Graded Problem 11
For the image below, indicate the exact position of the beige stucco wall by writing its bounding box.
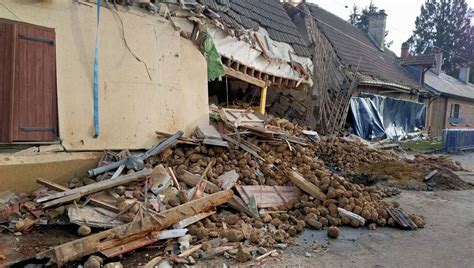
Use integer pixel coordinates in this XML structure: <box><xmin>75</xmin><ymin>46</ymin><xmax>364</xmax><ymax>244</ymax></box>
<box><xmin>445</xmin><ymin>97</ymin><xmax>474</xmax><ymax>130</ymax></box>
<box><xmin>0</xmin><ymin>0</ymin><xmax>209</xmax><ymax>150</ymax></box>
<box><xmin>0</xmin><ymin>152</ymin><xmax>101</xmax><ymax>194</ymax></box>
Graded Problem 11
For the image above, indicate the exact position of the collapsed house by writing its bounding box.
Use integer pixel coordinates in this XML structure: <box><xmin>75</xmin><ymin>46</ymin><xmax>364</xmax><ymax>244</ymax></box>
<box><xmin>188</xmin><ymin>0</ymin><xmax>313</xmax><ymax>120</ymax></box>
<box><xmin>0</xmin><ymin>1</ymin><xmax>472</xmax><ymax>267</ymax></box>
<box><xmin>284</xmin><ymin>3</ymin><xmax>433</xmax><ymax>139</ymax></box>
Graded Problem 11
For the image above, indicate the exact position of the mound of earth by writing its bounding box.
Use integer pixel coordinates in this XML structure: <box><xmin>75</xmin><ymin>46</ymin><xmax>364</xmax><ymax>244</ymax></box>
<box><xmin>351</xmin><ymin>160</ymin><xmax>473</xmax><ymax>191</ymax></box>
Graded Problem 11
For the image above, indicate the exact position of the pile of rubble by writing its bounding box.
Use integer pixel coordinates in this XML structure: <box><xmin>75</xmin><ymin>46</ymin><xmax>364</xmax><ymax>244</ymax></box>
<box><xmin>310</xmin><ymin>135</ymin><xmax>472</xmax><ymax>191</ymax></box>
<box><xmin>313</xmin><ymin>136</ymin><xmax>396</xmax><ymax>175</ymax></box>
<box><xmin>406</xmin><ymin>154</ymin><xmax>467</xmax><ymax>172</ymax></box>
<box><xmin>1</xmin><ymin>108</ymin><xmax>428</xmax><ymax>266</ymax></box>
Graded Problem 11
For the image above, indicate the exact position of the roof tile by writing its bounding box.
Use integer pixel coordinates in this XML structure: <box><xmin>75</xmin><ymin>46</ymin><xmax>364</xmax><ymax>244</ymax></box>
<box><xmin>307</xmin><ymin>4</ymin><xmax>420</xmax><ymax>89</ymax></box>
<box><xmin>198</xmin><ymin>0</ymin><xmax>311</xmax><ymax>57</ymax></box>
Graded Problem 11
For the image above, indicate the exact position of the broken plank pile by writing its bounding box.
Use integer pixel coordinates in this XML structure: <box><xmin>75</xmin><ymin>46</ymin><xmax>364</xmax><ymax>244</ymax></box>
<box><xmin>0</xmin><ymin>108</ymin><xmax>427</xmax><ymax>267</ymax></box>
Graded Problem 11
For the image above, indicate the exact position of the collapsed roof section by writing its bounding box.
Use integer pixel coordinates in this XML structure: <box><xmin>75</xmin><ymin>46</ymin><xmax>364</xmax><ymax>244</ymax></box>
<box><xmin>198</xmin><ymin>0</ymin><xmax>311</xmax><ymax>57</ymax></box>
<box><xmin>194</xmin><ymin>0</ymin><xmax>313</xmax><ymax>90</ymax></box>
<box><xmin>301</xmin><ymin>4</ymin><xmax>429</xmax><ymax>95</ymax></box>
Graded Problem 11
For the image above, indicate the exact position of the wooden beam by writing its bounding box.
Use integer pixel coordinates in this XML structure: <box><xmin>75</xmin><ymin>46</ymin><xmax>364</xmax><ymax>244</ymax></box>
<box><xmin>221</xmin><ymin>133</ymin><xmax>264</xmax><ymax>161</ymax></box>
<box><xmin>37</xmin><ymin>190</ymin><xmax>234</xmax><ymax>266</ymax></box>
<box><xmin>224</xmin><ymin>66</ymin><xmax>266</xmax><ymax>88</ymax></box>
<box><xmin>173</xmin><ymin>211</ymin><xmax>215</xmax><ymax>229</ymax></box>
<box><xmin>287</xmin><ymin>170</ymin><xmax>326</xmax><ymax>201</ymax></box>
<box><xmin>180</xmin><ymin>171</ymin><xmax>258</xmax><ymax>218</ymax></box>
<box><xmin>37</xmin><ymin>169</ymin><xmax>152</xmax><ymax>207</ymax></box>
<box><xmin>36</xmin><ymin>179</ymin><xmax>120</xmax><ymax>213</ymax></box>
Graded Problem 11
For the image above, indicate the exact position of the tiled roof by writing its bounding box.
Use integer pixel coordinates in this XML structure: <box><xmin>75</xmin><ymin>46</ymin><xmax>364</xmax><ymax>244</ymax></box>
<box><xmin>401</xmin><ymin>55</ymin><xmax>435</xmax><ymax>66</ymax></box>
<box><xmin>425</xmin><ymin>70</ymin><xmax>474</xmax><ymax>100</ymax></box>
<box><xmin>198</xmin><ymin>0</ymin><xmax>311</xmax><ymax>57</ymax></box>
<box><xmin>306</xmin><ymin>4</ymin><xmax>421</xmax><ymax>89</ymax></box>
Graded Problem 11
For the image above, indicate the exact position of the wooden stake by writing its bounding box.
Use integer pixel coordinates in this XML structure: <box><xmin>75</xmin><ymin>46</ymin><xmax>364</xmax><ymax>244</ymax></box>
<box><xmin>255</xmin><ymin>249</ymin><xmax>277</xmax><ymax>261</ymax></box>
<box><xmin>168</xmin><ymin>167</ymin><xmax>181</xmax><ymax>191</ymax></box>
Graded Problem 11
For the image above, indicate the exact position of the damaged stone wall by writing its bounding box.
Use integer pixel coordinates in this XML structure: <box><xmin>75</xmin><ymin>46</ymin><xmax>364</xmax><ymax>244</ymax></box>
<box><xmin>266</xmin><ymin>88</ymin><xmax>313</xmax><ymax>127</ymax></box>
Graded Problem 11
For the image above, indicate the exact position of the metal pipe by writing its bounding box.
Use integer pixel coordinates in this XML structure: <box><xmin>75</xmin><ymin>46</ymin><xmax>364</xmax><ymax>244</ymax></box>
<box><xmin>87</xmin><ymin>130</ymin><xmax>184</xmax><ymax>177</ymax></box>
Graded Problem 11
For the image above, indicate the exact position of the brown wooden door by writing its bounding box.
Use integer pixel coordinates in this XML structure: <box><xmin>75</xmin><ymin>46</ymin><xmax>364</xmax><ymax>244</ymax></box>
<box><xmin>0</xmin><ymin>22</ymin><xmax>14</xmax><ymax>142</ymax></box>
<box><xmin>11</xmin><ymin>22</ymin><xmax>57</xmax><ymax>142</ymax></box>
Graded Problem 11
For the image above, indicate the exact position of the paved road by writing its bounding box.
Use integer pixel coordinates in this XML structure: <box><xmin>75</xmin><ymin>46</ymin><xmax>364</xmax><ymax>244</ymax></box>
<box><xmin>274</xmin><ymin>152</ymin><xmax>474</xmax><ymax>268</ymax></box>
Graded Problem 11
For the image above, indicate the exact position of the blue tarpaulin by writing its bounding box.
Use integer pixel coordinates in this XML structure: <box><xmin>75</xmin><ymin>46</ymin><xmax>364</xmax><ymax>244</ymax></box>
<box><xmin>350</xmin><ymin>94</ymin><xmax>426</xmax><ymax>141</ymax></box>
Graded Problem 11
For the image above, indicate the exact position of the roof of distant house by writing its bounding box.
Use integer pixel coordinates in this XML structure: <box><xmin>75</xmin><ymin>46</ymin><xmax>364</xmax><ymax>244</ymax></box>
<box><xmin>304</xmin><ymin>4</ymin><xmax>421</xmax><ymax>90</ymax></box>
<box><xmin>198</xmin><ymin>0</ymin><xmax>311</xmax><ymax>57</ymax></box>
<box><xmin>400</xmin><ymin>55</ymin><xmax>435</xmax><ymax>66</ymax></box>
<box><xmin>425</xmin><ymin>70</ymin><xmax>474</xmax><ymax>101</ymax></box>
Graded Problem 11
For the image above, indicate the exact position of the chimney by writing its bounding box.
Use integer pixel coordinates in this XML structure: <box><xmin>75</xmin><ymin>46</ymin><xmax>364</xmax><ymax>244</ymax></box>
<box><xmin>401</xmin><ymin>42</ymin><xmax>409</xmax><ymax>59</ymax></box>
<box><xmin>433</xmin><ymin>47</ymin><xmax>443</xmax><ymax>75</ymax></box>
<box><xmin>459</xmin><ymin>64</ymin><xmax>471</xmax><ymax>84</ymax></box>
<box><xmin>368</xmin><ymin>10</ymin><xmax>387</xmax><ymax>51</ymax></box>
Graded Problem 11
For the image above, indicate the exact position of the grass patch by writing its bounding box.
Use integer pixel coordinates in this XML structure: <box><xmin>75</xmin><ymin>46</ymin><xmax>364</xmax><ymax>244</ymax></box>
<box><xmin>403</xmin><ymin>139</ymin><xmax>442</xmax><ymax>152</ymax></box>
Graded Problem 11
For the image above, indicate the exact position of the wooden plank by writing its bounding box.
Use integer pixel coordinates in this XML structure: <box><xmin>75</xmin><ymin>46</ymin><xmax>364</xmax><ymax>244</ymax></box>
<box><xmin>181</xmin><ymin>171</ymin><xmax>219</xmax><ymax>193</ymax></box>
<box><xmin>221</xmin><ymin>133</ymin><xmax>264</xmax><ymax>161</ymax></box>
<box><xmin>287</xmin><ymin>170</ymin><xmax>326</xmax><ymax>201</ymax></box>
<box><xmin>221</xmin><ymin>108</ymin><xmax>266</xmax><ymax>128</ymax></box>
<box><xmin>217</xmin><ymin>170</ymin><xmax>239</xmax><ymax>190</ymax></box>
<box><xmin>37</xmin><ymin>190</ymin><xmax>233</xmax><ymax>265</ymax></box>
<box><xmin>386</xmin><ymin>207</ymin><xmax>417</xmax><ymax>230</ymax></box>
<box><xmin>100</xmin><ymin>233</ymin><xmax>157</xmax><ymax>258</ymax></box>
<box><xmin>202</xmin><ymin>138</ymin><xmax>229</xmax><ymax>147</ymax></box>
<box><xmin>42</xmin><ymin>192</ymin><xmax>81</xmax><ymax>208</ymax></box>
<box><xmin>101</xmin><ymin>229</ymin><xmax>187</xmax><ymax>258</ymax></box>
<box><xmin>36</xmin><ymin>178</ymin><xmax>120</xmax><ymax>213</ymax></box>
<box><xmin>110</xmin><ymin>165</ymin><xmax>126</xmax><ymax>180</ymax></box>
<box><xmin>168</xmin><ymin>167</ymin><xmax>181</xmax><ymax>191</ymax></box>
<box><xmin>12</xmin><ymin>24</ymin><xmax>56</xmax><ymax>141</ymax></box>
<box><xmin>224</xmin><ymin>66</ymin><xmax>266</xmax><ymax>88</ymax></box>
<box><xmin>235</xmin><ymin>185</ymin><xmax>301</xmax><ymax>208</ymax></box>
<box><xmin>173</xmin><ymin>211</ymin><xmax>215</xmax><ymax>229</ymax></box>
<box><xmin>0</xmin><ymin>22</ymin><xmax>14</xmax><ymax>142</ymax></box>
<box><xmin>180</xmin><ymin>171</ymin><xmax>258</xmax><ymax>218</ymax></box>
<box><xmin>37</xmin><ymin>168</ymin><xmax>152</xmax><ymax>204</ymax></box>
<box><xmin>178</xmin><ymin>244</ymin><xmax>203</xmax><ymax>258</ymax></box>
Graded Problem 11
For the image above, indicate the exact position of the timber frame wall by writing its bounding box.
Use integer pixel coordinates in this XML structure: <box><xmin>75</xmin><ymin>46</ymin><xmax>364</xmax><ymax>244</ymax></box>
<box><xmin>301</xmin><ymin>5</ymin><xmax>354</xmax><ymax>134</ymax></box>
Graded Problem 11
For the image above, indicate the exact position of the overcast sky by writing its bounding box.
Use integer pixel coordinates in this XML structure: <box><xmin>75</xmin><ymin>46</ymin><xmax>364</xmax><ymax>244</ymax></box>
<box><xmin>307</xmin><ymin>0</ymin><xmax>474</xmax><ymax>56</ymax></box>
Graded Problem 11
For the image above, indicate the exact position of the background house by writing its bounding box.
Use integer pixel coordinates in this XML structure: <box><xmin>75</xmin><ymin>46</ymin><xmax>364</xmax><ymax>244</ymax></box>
<box><xmin>285</xmin><ymin>3</ymin><xmax>431</xmax><ymax>139</ymax></box>
<box><xmin>0</xmin><ymin>1</ymin><xmax>209</xmax><ymax>151</ymax></box>
<box><xmin>424</xmin><ymin>51</ymin><xmax>474</xmax><ymax>137</ymax></box>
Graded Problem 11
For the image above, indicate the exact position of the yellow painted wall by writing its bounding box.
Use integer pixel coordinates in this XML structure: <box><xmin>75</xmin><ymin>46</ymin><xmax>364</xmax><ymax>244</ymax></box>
<box><xmin>0</xmin><ymin>152</ymin><xmax>101</xmax><ymax>194</ymax></box>
<box><xmin>0</xmin><ymin>0</ymin><xmax>209</xmax><ymax>150</ymax></box>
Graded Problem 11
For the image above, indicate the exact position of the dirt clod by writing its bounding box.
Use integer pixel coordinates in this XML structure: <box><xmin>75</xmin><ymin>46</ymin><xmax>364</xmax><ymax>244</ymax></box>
<box><xmin>77</xmin><ymin>225</ymin><xmax>91</xmax><ymax>236</ymax></box>
<box><xmin>225</xmin><ymin>214</ymin><xmax>240</xmax><ymax>225</ymax></box>
<box><xmin>84</xmin><ymin>255</ymin><xmax>103</xmax><ymax>268</ymax></box>
<box><xmin>222</xmin><ymin>229</ymin><xmax>244</xmax><ymax>242</ymax></box>
<box><xmin>327</xmin><ymin>226</ymin><xmax>340</xmax><ymax>238</ymax></box>
<box><xmin>235</xmin><ymin>244</ymin><xmax>252</xmax><ymax>262</ymax></box>
<box><xmin>368</xmin><ymin>223</ymin><xmax>377</xmax><ymax>230</ymax></box>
